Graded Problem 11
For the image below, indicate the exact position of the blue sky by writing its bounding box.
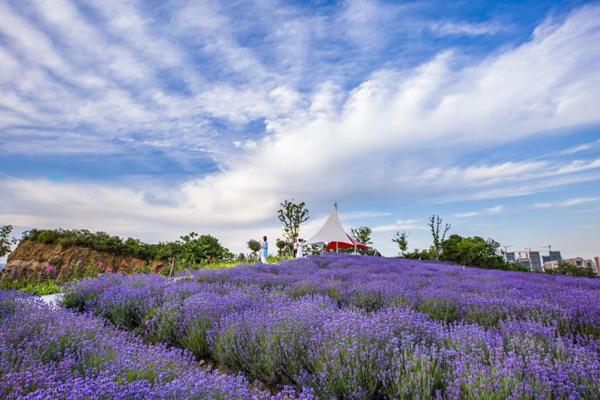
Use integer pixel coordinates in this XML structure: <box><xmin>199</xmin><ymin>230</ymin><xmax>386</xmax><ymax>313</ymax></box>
<box><xmin>0</xmin><ymin>0</ymin><xmax>599</xmax><ymax>259</ymax></box>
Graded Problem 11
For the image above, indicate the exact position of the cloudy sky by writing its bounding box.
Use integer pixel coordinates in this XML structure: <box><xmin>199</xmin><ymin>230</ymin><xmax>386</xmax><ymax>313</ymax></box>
<box><xmin>1</xmin><ymin>0</ymin><xmax>599</xmax><ymax>259</ymax></box>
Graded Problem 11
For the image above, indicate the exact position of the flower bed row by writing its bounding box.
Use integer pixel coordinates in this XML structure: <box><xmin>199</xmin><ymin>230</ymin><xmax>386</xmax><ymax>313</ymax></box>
<box><xmin>0</xmin><ymin>290</ymin><xmax>304</xmax><ymax>400</ymax></box>
<box><xmin>60</xmin><ymin>255</ymin><xmax>600</xmax><ymax>399</ymax></box>
<box><xmin>191</xmin><ymin>255</ymin><xmax>600</xmax><ymax>337</ymax></box>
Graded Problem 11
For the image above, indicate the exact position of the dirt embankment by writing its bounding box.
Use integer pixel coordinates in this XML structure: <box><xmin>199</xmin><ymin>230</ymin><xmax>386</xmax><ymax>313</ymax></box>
<box><xmin>1</xmin><ymin>240</ymin><xmax>165</xmax><ymax>284</ymax></box>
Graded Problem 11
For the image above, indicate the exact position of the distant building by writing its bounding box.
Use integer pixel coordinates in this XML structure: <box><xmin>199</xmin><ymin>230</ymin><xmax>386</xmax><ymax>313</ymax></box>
<box><xmin>529</xmin><ymin>251</ymin><xmax>544</xmax><ymax>272</ymax></box>
<box><xmin>516</xmin><ymin>251</ymin><xmax>533</xmax><ymax>271</ymax></box>
<box><xmin>563</xmin><ymin>257</ymin><xmax>596</xmax><ymax>269</ymax></box>
<box><xmin>595</xmin><ymin>257</ymin><xmax>600</xmax><ymax>273</ymax></box>
<box><xmin>511</xmin><ymin>250</ymin><xmax>544</xmax><ymax>272</ymax></box>
<box><xmin>544</xmin><ymin>260</ymin><xmax>560</xmax><ymax>270</ymax></box>
<box><xmin>542</xmin><ymin>251</ymin><xmax>562</xmax><ymax>264</ymax></box>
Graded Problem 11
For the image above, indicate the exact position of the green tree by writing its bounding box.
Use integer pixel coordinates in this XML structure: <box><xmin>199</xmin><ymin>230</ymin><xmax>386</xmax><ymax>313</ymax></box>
<box><xmin>429</xmin><ymin>215</ymin><xmax>451</xmax><ymax>261</ymax></box>
<box><xmin>277</xmin><ymin>200</ymin><xmax>309</xmax><ymax>247</ymax></box>
<box><xmin>275</xmin><ymin>238</ymin><xmax>288</xmax><ymax>256</ymax></box>
<box><xmin>549</xmin><ymin>262</ymin><xmax>598</xmax><ymax>278</ymax></box>
<box><xmin>247</xmin><ymin>239</ymin><xmax>261</xmax><ymax>258</ymax></box>
<box><xmin>441</xmin><ymin>234</ymin><xmax>506</xmax><ymax>269</ymax></box>
<box><xmin>392</xmin><ymin>231</ymin><xmax>409</xmax><ymax>256</ymax></box>
<box><xmin>178</xmin><ymin>232</ymin><xmax>229</xmax><ymax>266</ymax></box>
<box><xmin>440</xmin><ymin>234</ymin><xmax>462</xmax><ymax>262</ymax></box>
<box><xmin>1</xmin><ymin>225</ymin><xmax>16</xmax><ymax>258</ymax></box>
<box><xmin>351</xmin><ymin>226</ymin><xmax>372</xmax><ymax>246</ymax></box>
<box><xmin>404</xmin><ymin>248</ymin><xmax>434</xmax><ymax>260</ymax></box>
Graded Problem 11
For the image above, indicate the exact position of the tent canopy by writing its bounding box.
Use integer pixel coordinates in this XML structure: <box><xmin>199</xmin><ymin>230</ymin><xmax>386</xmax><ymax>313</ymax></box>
<box><xmin>306</xmin><ymin>205</ymin><xmax>368</xmax><ymax>250</ymax></box>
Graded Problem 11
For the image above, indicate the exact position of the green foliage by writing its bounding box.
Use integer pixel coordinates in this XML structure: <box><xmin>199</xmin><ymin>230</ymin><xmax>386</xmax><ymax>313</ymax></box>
<box><xmin>547</xmin><ymin>262</ymin><xmax>598</xmax><ymax>278</ymax></box>
<box><xmin>144</xmin><ymin>307</ymin><xmax>182</xmax><ymax>347</ymax></box>
<box><xmin>1</xmin><ymin>279</ymin><xmax>62</xmax><ymax>294</ymax></box>
<box><xmin>180</xmin><ymin>319</ymin><xmax>213</xmax><ymax>358</ymax></box>
<box><xmin>429</xmin><ymin>215</ymin><xmax>451</xmax><ymax>261</ymax></box>
<box><xmin>440</xmin><ymin>234</ymin><xmax>506</xmax><ymax>269</ymax></box>
<box><xmin>247</xmin><ymin>239</ymin><xmax>261</xmax><ymax>256</ymax></box>
<box><xmin>392</xmin><ymin>231</ymin><xmax>409</xmax><ymax>256</ymax></box>
<box><xmin>20</xmin><ymin>229</ymin><xmax>231</xmax><ymax>267</ymax></box>
<box><xmin>19</xmin><ymin>281</ymin><xmax>62</xmax><ymax>295</ymax></box>
<box><xmin>1</xmin><ymin>225</ymin><xmax>16</xmax><ymax>258</ymax></box>
<box><xmin>351</xmin><ymin>226</ymin><xmax>373</xmax><ymax>246</ymax></box>
<box><xmin>505</xmin><ymin>262</ymin><xmax>529</xmax><ymax>272</ymax></box>
<box><xmin>442</xmin><ymin>235</ymin><xmax>496</xmax><ymax>267</ymax></box>
<box><xmin>277</xmin><ymin>199</ymin><xmax>309</xmax><ymax>246</ymax></box>
<box><xmin>275</xmin><ymin>238</ymin><xmax>294</xmax><ymax>256</ymax></box>
<box><xmin>178</xmin><ymin>232</ymin><xmax>228</xmax><ymax>266</ymax></box>
<box><xmin>404</xmin><ymin>248</ymin><xmax>435</xmax><ymax>260</ymax></box>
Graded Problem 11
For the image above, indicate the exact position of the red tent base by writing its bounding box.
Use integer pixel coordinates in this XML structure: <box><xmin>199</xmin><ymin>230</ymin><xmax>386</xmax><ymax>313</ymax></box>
<box><xmin>325</xmin><ymin>241</ymin><xmax>369</xmax><ymax>252</ymax></box>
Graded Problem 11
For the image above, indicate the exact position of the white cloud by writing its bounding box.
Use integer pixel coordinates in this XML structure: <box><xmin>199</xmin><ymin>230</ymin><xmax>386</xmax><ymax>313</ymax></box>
<box><xmin>430</xmin><ymin>21</ymin><xmax>505</xmax><ymax>36</ymax></box>
<box><xmin>559</xmin><ymin>139</ymin><xmax>600</xmax><ymax>155</ymax></box>
<box><xmin>534</xmin><ymin>197</ymin><xmax>600</xmax><ymax>208</ymax></box>
<box><xmin>560</xmin><ymin>197</ymin><xmax>600</xmax><ymax>207</ymax></box>
<box><xmin>1</xmin><ymin>3</ymin><xmax>600</xmax><ymax>255</ymax></box>
<box><xmin>453</xmin><ymin>205</ymin><xmax>504</xmax><ymax>218</ymax></box>
<box><xmin>485</xmin><ymin>205</ymin><xmax>503</xmax><ymax>213</ymax></box>
<box><xmin>341</xmin><ymin>211</ymin><xmax>393</xmax><ymax>220</ymax></box>
<box><xmin>372</xmin><ymin>219</ymin><xmax>426</xmax><ymax>233</ymax></box>
<box><xmin>453</xmin><ymin>212</ymin><xmax>480</xmax><ymax>218</ymax></box>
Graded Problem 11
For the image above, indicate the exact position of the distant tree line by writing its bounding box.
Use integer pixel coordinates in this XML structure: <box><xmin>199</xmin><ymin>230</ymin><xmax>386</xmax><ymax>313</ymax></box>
<box><xmin>546</xmin><ymin>261</ymin><xmax>597</xmax><ymax>278</ymax></box>
<box><xmin>390</xmin><ymin>215</ymin><xmax>597</xmax><ymax>277</ymax></box>
<box><xmin>19</xmin><ymin>228</ymin><xmax>233</xmax><ymax>267</ymax></box>
<box><xmin>390</xmin><ymin>215</ymin><xmax>530</xmax><ymax>271</ymax></box>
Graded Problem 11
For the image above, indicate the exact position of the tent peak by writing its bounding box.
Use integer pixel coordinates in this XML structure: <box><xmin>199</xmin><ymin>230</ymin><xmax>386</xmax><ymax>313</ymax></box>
<box><xmin>306</xmin><ymin>204</ymin><xmax>366</xmax><ymax>249</ymax></box>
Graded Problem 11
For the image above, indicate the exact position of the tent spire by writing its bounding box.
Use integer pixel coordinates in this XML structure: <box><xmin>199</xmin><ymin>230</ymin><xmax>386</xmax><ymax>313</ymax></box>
<box><xmin>306</xmin><ymin>203</ymin><xmax>369</xmax><ymax>252</ymax></box>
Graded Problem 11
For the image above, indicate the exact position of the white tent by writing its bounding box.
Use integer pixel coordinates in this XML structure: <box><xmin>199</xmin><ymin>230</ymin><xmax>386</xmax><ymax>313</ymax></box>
<box><xmin>306</xmin><ymin>205</ymin><xmax>367</xmax><ymax>251</ymax></box>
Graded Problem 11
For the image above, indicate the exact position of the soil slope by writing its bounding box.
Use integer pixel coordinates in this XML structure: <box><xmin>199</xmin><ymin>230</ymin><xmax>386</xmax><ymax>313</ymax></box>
<box><xmin>1</xmin><ymin>240</ymin><xmax>165</xmax><ymax>284</ymax></box>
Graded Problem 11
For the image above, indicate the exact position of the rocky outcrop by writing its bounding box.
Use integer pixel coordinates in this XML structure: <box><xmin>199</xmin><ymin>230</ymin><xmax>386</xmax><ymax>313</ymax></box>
<box><xmin>1</xmin><ymin>240</ymin><xmax>165</xmax><ymax>284</ymax></box>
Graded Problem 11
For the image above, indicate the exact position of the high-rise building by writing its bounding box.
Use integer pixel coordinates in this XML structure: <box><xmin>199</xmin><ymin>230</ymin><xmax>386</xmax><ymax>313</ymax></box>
<box><xmin>515</xmin><ymin>251</ymin><xmax>531</xmax><ymax>270</ymax></box>
<box><xmin>542</xmin><ymin>251</ymin><xmax>562</xmax><ymax>264</ymax></box>
<box><xmin>529</xmin><ymin>251</ymin><xmax>543</xmax><ymax>272</ymax></box>
<box><xmin>505</xmin><ymin>252</ymin><xmax>516</xmax><ymax>263</ymax></box>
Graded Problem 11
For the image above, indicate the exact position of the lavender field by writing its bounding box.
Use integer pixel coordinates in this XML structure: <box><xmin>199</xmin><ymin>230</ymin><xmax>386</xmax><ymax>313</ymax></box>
<box><xmin>3</xmin><ymin>255</ymin><xmax>600</xmax><ymax>399</ymax></box>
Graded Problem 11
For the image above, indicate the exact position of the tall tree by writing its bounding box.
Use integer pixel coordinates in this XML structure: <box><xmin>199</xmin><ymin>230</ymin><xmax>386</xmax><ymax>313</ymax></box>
<box><xmin>429</xmin><ymin>215</ymin><xmax>451</xmax><ymax>261</ymax></box>
<box><xmin>0</xmin><ymin>225</ymin><xmax>15</xmax><ymax>259</ymax></box>
<box><xmin>351</xmin><ymin>226</ymin><xmax>372</xmax><ymax>246</ymax></box>
<box><xmin>392</xmin><ymin>231</ymin><xmax>409</xmax><ymax>256</ymax></box>
<box><xmin>277</xmin><ymin>200</ymin><xmax>309</xmax><ymax>246</ymax></box>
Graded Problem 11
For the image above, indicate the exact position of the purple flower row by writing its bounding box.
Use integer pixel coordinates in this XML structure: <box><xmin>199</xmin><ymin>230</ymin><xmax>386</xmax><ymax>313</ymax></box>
<box><xmin>0</xmin><ymin>290</ymin><xmax>304</xmax><ymax>400</ymax></box>
<box><xmin>60</xmin><ymin>254</ymin><xmax>600</xmax><ymax>398</ymax></box>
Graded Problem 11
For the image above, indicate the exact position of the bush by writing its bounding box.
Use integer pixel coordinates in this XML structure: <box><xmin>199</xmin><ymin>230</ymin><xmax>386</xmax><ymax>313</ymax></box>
<box><xmin>20</xmin><ymin>229</ymin><xmax>232</xmax><ymax>266</ymax></box>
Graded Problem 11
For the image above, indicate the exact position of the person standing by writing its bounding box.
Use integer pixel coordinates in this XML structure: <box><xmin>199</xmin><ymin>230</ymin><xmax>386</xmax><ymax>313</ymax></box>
<box><xmin>295</xmin><ymin>240</ymin><xmax>304</xmax><ymax>258</ymax></box>
<box><xmin>260</xmin><ymin>236</ymin><xmax>268</xmax><ymax>263</ymax></box>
